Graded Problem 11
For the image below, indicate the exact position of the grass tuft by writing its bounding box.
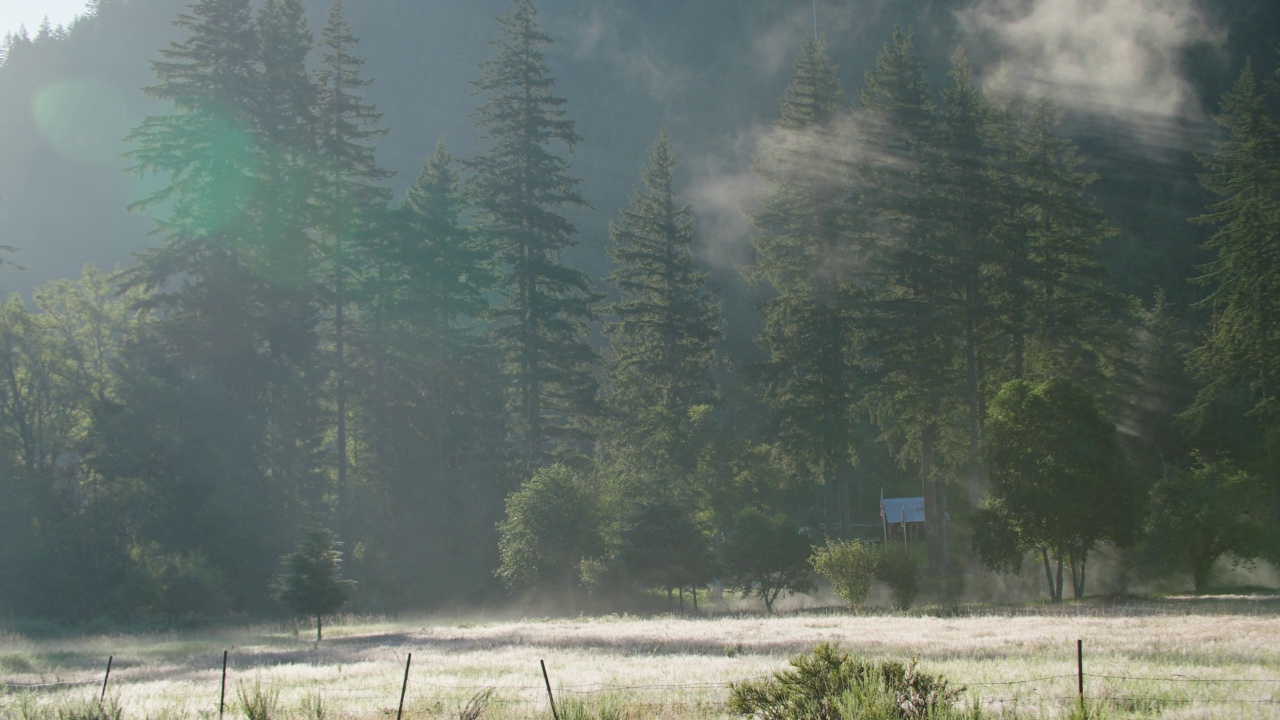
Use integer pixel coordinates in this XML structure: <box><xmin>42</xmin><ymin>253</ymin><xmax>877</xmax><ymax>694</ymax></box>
<box><xmin>236</xmin><ymin>681</ymin><xmax>279</xmax><ymax>720</ymax></box>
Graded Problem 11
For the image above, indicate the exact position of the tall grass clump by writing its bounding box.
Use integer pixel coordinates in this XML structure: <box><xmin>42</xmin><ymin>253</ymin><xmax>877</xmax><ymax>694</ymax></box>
<box><xmin>456</xmin><ymin>688</ymin><xmax>493</xmax><ymax>720</ymax></box>
<box><xmin>556</xmin><ymin>693</ymin><xmax>636</xmax><ymax>720</ymax></box>
<box><xmin>727</xmin><ymin>643</ymin><xmax>963</xmax><ymax>720</ymax></box>
<box><xmin>7</xmin><ymin>694</ymin><xmax>124</xmax><ymax>720</ymax></box>
<box><xmin>236</xmin><ymin>681</ymin><xmax>279</xmax><ymax>720</ymax></box>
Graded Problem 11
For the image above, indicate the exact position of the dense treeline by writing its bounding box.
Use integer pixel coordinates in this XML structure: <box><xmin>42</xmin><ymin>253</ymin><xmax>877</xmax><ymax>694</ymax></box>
<box><xmin>0</xmin><ymin>0</ymin><xmax>1276</xmax><ymax>623</ymax></box>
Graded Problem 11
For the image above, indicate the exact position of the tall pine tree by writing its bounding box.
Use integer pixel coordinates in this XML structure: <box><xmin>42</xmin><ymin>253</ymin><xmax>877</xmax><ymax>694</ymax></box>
<box><xmin>749</xmin><ymin>35</ymin><xmax>866</xmax><ymax>539</ymax></box>
<box><xmin>122</xmin><ymin>0</ymin><xmax>325</xmax><ymax>607</ymax></box>
<box><xmin>467</xmin><ymin>0</ymin><xmax>599</xmax><ymax>471</ymax></box>
<box><xmin>314</xmin><ymin>0</ymin><xmax>391</xmax><ymax>539</ymax></box>
<box><xmin>1190</xmin><ymin>60</ymin><xmax>1280</xmax><ymax>523</ymax></box>
<box><xmin>604</xmin><ymin>130</ymin><xmax>720</xmax><ymax>480</ymax></box>
<box><xmin>859</xmin><ymin>27</ymin><xmax>956</xmax><ymax>568</ymax></box>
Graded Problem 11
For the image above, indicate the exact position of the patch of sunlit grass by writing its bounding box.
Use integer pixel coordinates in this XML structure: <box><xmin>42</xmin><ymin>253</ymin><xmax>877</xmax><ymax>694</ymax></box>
<box><xmin>1</xmin><ymin>599</ymin><xmax>1277</xmax><ymax>719</ymax></box>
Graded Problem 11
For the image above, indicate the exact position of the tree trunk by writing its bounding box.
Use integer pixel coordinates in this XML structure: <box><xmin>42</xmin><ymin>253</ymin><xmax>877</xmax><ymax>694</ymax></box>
<box><xmin>823</xmin><ymin>472</ymin><xmax>835</xmax><ymax>541</ymax></box>
<box><xmin>966</xmin><ymin>318</ymin><xmax>981</xmax><ymax>510</ymax></box>
<box><xmin>1070</xmin><ymin>550</ymin><xmax>1087</xmax><ymax>600</ymax></box>
<box><xmin>1055</xmin><ymin>555</ymin><xmax>1064</xmax><ymax>603</ymax></box>
<box><xmin>838</xmin><ymin>471</ymin><xmax>852</xmax><ymax>541</ymax></box>
<box><xmin>1078</xmin><ymin>554</ymin><xmax>1086</xmax><ymax>599</ymax></box>
<box><xmin>335</xmin><ymin>252</ymin><xmax>347</xmax><ymax>546</ymax></box>
<box><xmin>316</xmin><ymin>614</ymin><xmax>322</xmax><ymax>643</ymax></box>
<box><xmin>922</xmin><ymin>420</ymin><xmax>940</xmax><ymax>571</ymax></box>
<box><xmin>1192</xmin><ymin>555</ymin><xmax>1213</xmax><ymax>593</ymax></box>
<box><xmin>1042</xmin><ymin>548</ymin><xmax>1057</xmax><ymax>602</ymax></box>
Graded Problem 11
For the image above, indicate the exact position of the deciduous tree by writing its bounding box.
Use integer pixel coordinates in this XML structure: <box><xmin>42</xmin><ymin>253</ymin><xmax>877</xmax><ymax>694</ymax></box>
<box><xmin>975</xmin><ymin>378</ymin><xmax>1142</xmax><ymax>601</ymax></box>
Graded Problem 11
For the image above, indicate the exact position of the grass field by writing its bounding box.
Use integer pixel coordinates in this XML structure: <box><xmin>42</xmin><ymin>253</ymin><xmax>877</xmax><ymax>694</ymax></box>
<box><xmin>2</xmin><ymin>594</ymin><xmax>1278</xmax><ymax>719</ymax></box>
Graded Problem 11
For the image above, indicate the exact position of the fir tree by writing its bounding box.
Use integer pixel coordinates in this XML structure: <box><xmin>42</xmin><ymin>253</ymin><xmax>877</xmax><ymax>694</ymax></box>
<box><xmin>314</xmin><ymin>0</ymin><xmax>392</xmax><ymax>538</ymax></box>
<box><xmin>858</xmin><ymin>27</ymin><xmax>956</xmax><ymax>568</ymax></box>
<box><xmin>467</xmin><ymin>0</ymin><xmax>599</xmax><ymax>471</ymax></box>
<box><xmin>122</xmin><ymin>0</ymin><xmax>325</xmax><ymax>606</ymax></box>
<box><xmin>274</xmin><ymin>526</ymin><xmax>355</xmax><ymax>642</ymax></box>
<box><xmin>255</xmin><ymin>0</ymin><xmax>319</xmax><ymax>285</ymax></box>
<box><xmin>604</xmin><ymin>130</ymin><xmax>719</xmax><ymax>477</ymax></box>
<box><xmin>347</xmin><ymin>143</ymin><xmax>504</xmax><ymax>606</ymax></box>
<box><xmin>749</xmin><ymin>35</ymin><xmax>866</xmax><ymax>540</ymax></box>
<box><xmin>1190</xmin><ymin>60</ymin><xmax>1280</xmax><ymax>522</ymax></box>
<box><xmin>1002</xmin><ymin>100</ymin><xmax>1126</xmax><ymax>388</ymax></box>
<box><xmin>939</xmin><ymin>47</ymin><xmax>1003</xmax><ymax>509</ymax></box>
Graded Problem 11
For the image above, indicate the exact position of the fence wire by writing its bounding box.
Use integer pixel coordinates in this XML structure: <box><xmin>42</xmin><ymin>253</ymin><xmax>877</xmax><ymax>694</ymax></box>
<box><xmin>3</xmin><ymin>658</ymin><xmax>1279</xmax><ymax>718</ymax></box>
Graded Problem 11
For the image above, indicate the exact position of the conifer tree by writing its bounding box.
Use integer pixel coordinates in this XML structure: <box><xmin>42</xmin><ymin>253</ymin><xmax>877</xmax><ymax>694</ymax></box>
<box><xmin>858</xmin><ymin>27</ymin><xmax>956</xmax><ymax>568</ymax></box>
<box><xmin>467</xmin><ymin>0</ymin><xmax>599</xmax><ymax>471</ymax></box>
<box><xmin>1002</xmin><ymin>100</ymin><xmax>1125</xmax><ymax>387</ymax></box>
<box><xmin>750</xmin><ymin>35</ymin><xmax>865</xmax><ymax>539</ymax></box>
<box><xmin>127</xmin><ymin>0</ymin><xmax>259</xmax><ymax>252</ymax></box>
<box><xmin>314</xmin><ymin>0</ymin><xmax>391</xmax><ymax>536</ymax></box>
<box><xmin>1190</xmin><ymin>60</ymin><xmax>1280</xmax><ymax>522</ymax></box>
<box><xmin>255</xmin><ymin>0</ymin><xmax>318</xmax><ymax>283</ymax></box>
<box><xmin>605</xmin><ymin>130</ymin><xmax>719</xmax><ymax>477</ymax></box>
<box><xmin>274</xmin><ymin>526</ymin><xmax>355</xmax><ymax>642</ymax></box>
<box><xmin>122</xmin><ymin>0</ymin><xmax>325</xmax><ymax>605</ymax></box>
<box><xmin>375</xmin><ymin>142</ymin><xmax>491</xmax><ymax>355</ymax></box>
<box><xmin>346</xmin><ymin>144</ymin><xmax>505</xmax><ymax>607</ymax></box>
<box><xmin>939</xmin><ymin>47</ymin><xmax>1003</xmax><ymax>509</ymax></box>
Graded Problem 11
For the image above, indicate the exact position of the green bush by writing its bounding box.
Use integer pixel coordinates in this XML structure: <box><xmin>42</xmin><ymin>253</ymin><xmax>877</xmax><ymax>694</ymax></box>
<box><xmin>810</xmin><ymin>540</ymin><xmax>878</xmax><ymax>612</ymax></box>
<box><xmin>107</xmin><ymin>543</ymin><xmax>229</xmax><ymax>622</ymax></box>
<box><xmin>875</xmin><ymin>544</ymin><xmax>921</xmax><ymax>610</ymax></box>
<box><xmin>727</xmin><ymin>643</ymin><xmax>962</xmax><ymax>720</ymax></box>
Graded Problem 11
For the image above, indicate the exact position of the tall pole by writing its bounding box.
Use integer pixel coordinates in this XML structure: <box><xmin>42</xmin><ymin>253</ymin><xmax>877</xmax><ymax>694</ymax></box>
<box><xmin>812</xmin><ymin>0</ymin><xmax>818</xmax><ymax>39</ymax></box>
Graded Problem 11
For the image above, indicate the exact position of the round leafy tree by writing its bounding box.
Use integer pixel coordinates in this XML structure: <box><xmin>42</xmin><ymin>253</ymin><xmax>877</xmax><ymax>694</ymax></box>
<box><xmin>723</xmin><ymin>508</ymin><xmax>815</xmax><ymax>613</ymax></box>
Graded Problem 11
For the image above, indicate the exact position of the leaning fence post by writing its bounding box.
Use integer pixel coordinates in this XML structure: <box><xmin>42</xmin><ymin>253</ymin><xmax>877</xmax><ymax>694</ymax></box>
<box><xmin>219</xmin><ymin>650</ymin><xmax>229</xmax><ymax>720</ymax></box>
<box><xmin>100</xmin><ymin>655</ymin><xmax>113</xmax><ymax>705</ymax></box>
<box><xmin>1076</xmin><ymin>639</ymin><xmax>1084</xmax><ymax>709</ymax></box>
<box><xmin>540</xmin><ymin>659</ymin><xmax>560</xmax><ymax>720</ymax></box>
<box><xmin>396</xmin><ymin>652</ymin><xmax>412</xmax><ymax>720</ymax></box>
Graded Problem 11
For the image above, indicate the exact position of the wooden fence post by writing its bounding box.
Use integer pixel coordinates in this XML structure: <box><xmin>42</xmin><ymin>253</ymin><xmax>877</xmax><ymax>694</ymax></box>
<box><xmin>220</xmin><ymin>650</ymin><xmax>228</xmax><ymax>720</ymax></box>
<box><xmin>540</xmin><ymin>659</ymin><xmax>559</xmax><ymax>720</ymax></box>
<box><xmin>1077</xmin><ymin>639</ymin><xmax>1084</xmax><ymax>709</ymax></box>
<box><xmin>396</xmin><ymin>653</ymin><xmax>412</xmax><ymax>720</ymax></box>
<box><xmin>100</xmin><ymin>656</ymin><xmax>113</xmax><ymax>705</ymax></box>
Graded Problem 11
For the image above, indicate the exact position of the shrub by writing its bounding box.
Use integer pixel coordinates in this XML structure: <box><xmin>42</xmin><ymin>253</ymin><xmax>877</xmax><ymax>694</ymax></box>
<box><xmin>810</xmin><ymin>540</ymin><xmax>878</xmax><ymax>612</ymax></box>
<box><xmin>875</xmin><ymin>544</ymin><xmax>921</xmax><ymax>610</ymax></box>
<box><xmin>727</xmin><ymin>643</ymin><xmax>962</xmax><ymax>720</ymax></box>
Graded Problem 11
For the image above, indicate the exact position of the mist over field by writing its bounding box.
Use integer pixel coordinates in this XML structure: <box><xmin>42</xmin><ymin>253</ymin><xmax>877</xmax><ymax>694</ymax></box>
<box><xmin>0</xmin><ymin>0</ymin><xmax>1277</xmax><ymax>635</ymax></box>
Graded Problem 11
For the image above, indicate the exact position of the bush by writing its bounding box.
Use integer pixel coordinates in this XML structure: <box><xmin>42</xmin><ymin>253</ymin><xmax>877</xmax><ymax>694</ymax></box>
<box><xmin>107</xmin><ymin>543</ymin><xmax>230</xmax><ymax>622</ymax></box>
<box><xmin>811</xmin><ymin>540</ymin><xmax>878</xmax><ymax>612</ymax></box>
<box><xmin>875</xmin><ymin>544</ymin><xmax>921</xmax><ymax>610</ymax></box>
<box><xmin>727</xmin><ymin>643</ymin><xmax>962</xmax><ymax>720</ymax></box>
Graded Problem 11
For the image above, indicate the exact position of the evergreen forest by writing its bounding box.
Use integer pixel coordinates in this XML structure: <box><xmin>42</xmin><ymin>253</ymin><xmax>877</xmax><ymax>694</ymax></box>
<box><xmin>0</xmin><ymin>0</ymin><xmax>1278</xmax><ymax>623</ymax></box>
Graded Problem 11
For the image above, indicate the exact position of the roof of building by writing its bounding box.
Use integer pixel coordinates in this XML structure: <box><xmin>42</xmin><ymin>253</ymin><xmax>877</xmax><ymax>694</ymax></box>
<box><xmin>882</xmin><ymin>496</ymin><xmax>925</xmax><ymax>524</ymax></box>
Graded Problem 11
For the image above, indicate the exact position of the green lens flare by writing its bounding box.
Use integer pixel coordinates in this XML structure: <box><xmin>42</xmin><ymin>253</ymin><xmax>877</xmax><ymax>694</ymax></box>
<box><xmin>32</xmin><ymin>78</ymin><xmax>130</xmax><ymax>164</ymax></box>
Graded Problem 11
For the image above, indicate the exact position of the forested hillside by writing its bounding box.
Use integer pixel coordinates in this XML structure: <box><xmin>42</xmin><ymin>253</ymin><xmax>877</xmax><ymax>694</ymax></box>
<box><xmin>0</xmin><ymin>0</ymin><xmax>1277</xmax><ymax>623</ymax></box>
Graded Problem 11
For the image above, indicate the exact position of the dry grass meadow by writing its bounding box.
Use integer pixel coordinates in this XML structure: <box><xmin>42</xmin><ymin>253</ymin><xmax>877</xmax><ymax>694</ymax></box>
<box><xmin>2</xmin><ymin>594</ymin><xmax>1278</xmax><ymax>719</ymax></box>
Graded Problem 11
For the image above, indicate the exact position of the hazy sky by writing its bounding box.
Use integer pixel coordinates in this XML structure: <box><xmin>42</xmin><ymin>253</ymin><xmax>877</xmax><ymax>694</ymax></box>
<box><xmin>1</xmin><ymin>0</ymin><xmax>89</xmax><ymax>39</ymax></box>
